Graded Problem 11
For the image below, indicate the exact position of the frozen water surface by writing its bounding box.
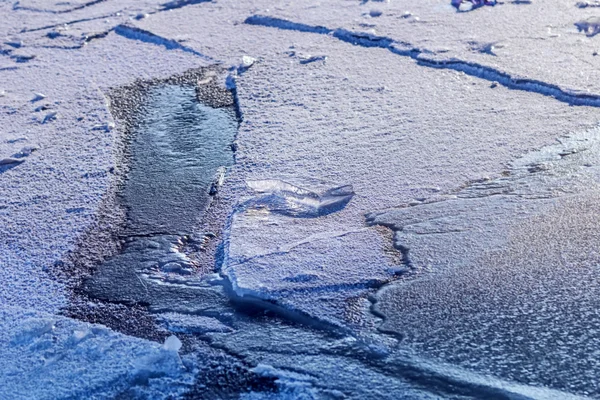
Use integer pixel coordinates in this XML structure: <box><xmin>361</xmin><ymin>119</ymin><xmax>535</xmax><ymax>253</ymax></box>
<box><xmin>369</xmin><ymin>127</ymin><xmax>600</xmax><ymax>396</ymax></box>
<box><xmin>4</xmin><ymin>0</ymin><xmax>600</xmax><ymax>398</ymax></box>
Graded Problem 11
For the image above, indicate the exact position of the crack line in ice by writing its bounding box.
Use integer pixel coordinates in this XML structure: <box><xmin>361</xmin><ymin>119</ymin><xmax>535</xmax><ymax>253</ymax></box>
<box><xmin>227</xmin><ymin>228</ymin><xmax>368</xmax><ymax>267</ymax></box>
<box><xmin>13</xmin><ymin>0</ymin><xmax>107</xmax><ymax>14</ymax></box>
<box><xmin>20</xmin><ymin>13</ymin><xmax>118</xmax><ymax>33</ymax></box>
<box><xmin>159</xmin><ymin>0</ymin><xmax>212</xmax><ymax>11</ymax></box>
<box><xmin>244</xmin><ymin>15</ymin><xmax>600</xmax><ymax>108</ymax></box>
<box><xmin>32</xmin><ymin>30</ymin><xmax>112</xmax><ymax>50</ymax></box>
<box><xmin>114</xmin><ymin>25</ymin><xmax>214</xmax><ymax>61</ymax></box>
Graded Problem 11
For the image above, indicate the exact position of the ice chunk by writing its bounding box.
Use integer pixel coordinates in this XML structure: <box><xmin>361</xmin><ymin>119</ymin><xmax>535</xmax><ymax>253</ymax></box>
<box><xmin>242</xmin><ymin>55</ymin><xmax>256</xmax><ymax>68</ymax></box>
<box><xmin>575</xmin><ymin>17</ymin><xmax>600</xmax><ymax>37</ymax></box>
<box><xmin>13</xmin><ymin>146</ymin><xmax>38</xmax><ymax>158</ymax></box>
<box><xmin>158</xmin><ymin>313</ymin><xmax>234</xmax><ymax>334</ymax></box>
<box><xmin>244</xmin><ymin>180</ymin><xmax>354</xmax><ymax>218</ymax></box>
<box><xmin>163</xmin><ymin>335</ymin><xmax>182</xmax><ymax>352</ymax></box>
<box><xmin>0</xmin><ymin>157</ymin><xmax>24</xmax><ymax>166</ymax></box>
<box><xmin>42</xmin><ymin>111</ymin><xmax>57</xmax><ymax>124</ymax></box>
<box><xmin>577</xmin><ymin>1</ymin><xmax>600</xmax><ymax>7</ymax></box>
<box><xmin>451</xmin><ymin>0</ymin><xmax>497</xmax><ymax>12</ymax></box>
<box><xmin>31</xmin><ymin>93</ymin><xmax>45</xmax><ymax>102</ymax></box>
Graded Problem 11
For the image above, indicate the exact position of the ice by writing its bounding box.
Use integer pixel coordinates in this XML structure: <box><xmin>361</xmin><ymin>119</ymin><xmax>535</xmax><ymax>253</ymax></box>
<box><xmin>451</xmin><ymin>0</ymin><xmax>497</xmax><ymax>12</ymax></box>
<box><xmin>0</xmin><ymin>307</ymin><xmax>193</xmax><ymax>400</ymax></box>
<box><xmin>31</xmin><ymin>93</ymin><xmax>46</xmax><ymax>102</ymax></box>
<box><xmin>163</xmin><ymin>335</ymin><xmax>182</xmax><ymax>352</ymax></box>
<box><xmin>41</xmin><ymin>111</ymin><xmax>57</xmax><ymax>123</ymax></box>
<box><xmin>368</xmin><ymin>127</ymin><xmax>600</xmax><ymax>395</ymax></box>
<box><xmin>0</xmin><ymin>157</ymin><xmax>24</xmax><ymax>165</ymax></box>
<box><xmin>575</xmin><ymin>17</ymin><xmax>600</xmax><ymax>37</ymax></box>
<box><xmin>4</xmin><ymin>0</ymin><xmax>600</xmax><ymax>397</ymax></box>
<box><xmin>243</xmin><ymin>180</ymin><xmax>354</xmax><ymax>218</ymax></box>
<box><xmin>242</xmin><ymin>55</ymin><xmax>257</xmax><ymax>68</ymax></box>
<box><xmin>157</xmin><ymin>312</ymin><xmax>234</xmax><ymax>334</ymax></box>
<box><xmin>577</xmin><ymin>1</ymin><xmax>600</xmax><ymax>8</ymax></box>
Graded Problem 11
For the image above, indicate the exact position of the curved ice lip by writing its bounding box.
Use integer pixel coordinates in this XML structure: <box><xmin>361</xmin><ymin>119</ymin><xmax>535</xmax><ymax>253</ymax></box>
<box><xmin>243</xmin><ymin>179</ymin><xmax>355</xmax><ymax>218</ymax></box>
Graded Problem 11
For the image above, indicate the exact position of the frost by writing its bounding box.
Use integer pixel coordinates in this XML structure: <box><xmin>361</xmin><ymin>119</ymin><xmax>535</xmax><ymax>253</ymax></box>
<box><xmin>368</xmin><ymin>127</ymin><xmax>600</xmax><ymax>393</ymax></box>
<box><xmin>10</xmin><ymin>319</ymin><xmax>55</xmax><ymax>346</ymax></box>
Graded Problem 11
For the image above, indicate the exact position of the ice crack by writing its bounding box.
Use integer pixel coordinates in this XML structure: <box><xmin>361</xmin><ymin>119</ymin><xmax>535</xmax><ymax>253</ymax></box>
<box><xmin>114</xmin><ymin>25</ymin><xmax>214</xmax><ymax>61</ymax></box>
<box><xmin>245</xmin><ymin>15</ymin><xmax>600</xmax><ymax>107</ymax></box>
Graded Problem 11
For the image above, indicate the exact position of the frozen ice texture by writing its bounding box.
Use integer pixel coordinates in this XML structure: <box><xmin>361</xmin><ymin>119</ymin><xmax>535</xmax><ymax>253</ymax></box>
<box><xmin>244</xmin><ymin>180</ymin><xmax>355</xmax><ymax>218</ymax></box>
<box><xmin>368</xmin><ymin>127</ymin><xmax>600</xmax><ymax>396</ymax></box>
<box><xmin>4</xmin><ymin>0</ymin><xmax>600</xmax><ymax>397</ymax></box>
<box><xmin>0</xmin><ymin>307</ymin><xmax>192</xmax><ymax>400</ymax></box>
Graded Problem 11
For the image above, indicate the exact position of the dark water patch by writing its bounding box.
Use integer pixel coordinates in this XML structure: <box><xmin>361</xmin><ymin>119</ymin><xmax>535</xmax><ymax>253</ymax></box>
<box><xmin>121</xmin><ymin>84</ymin><xmax>236</xmax><ymax>235</ymax></box>
<box><xmin>55</xmin><ymin>67</ymin><xmax>238</xmax><ymax>321</ymax></box>
<box><xmin>80</xmin><ymin>73</ymin><xmax>237</xmax><ymax>312</ymax></box>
